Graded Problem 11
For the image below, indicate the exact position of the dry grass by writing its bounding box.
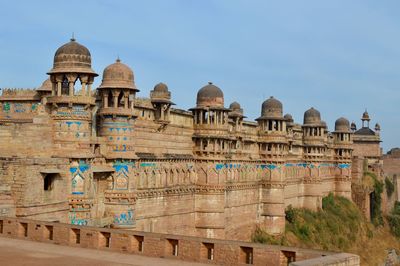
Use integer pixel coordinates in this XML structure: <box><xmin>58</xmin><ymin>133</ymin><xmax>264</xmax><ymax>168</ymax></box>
<box><xmin>252</xmin><ymin>194</ymin><xmax>400</xmax><ymax>265</ymax></box>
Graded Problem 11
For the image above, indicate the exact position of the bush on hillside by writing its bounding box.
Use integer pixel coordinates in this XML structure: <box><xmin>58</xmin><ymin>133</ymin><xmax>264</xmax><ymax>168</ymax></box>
<box><xmin>284</xmin><ymin>193</ymin><xmax>364</xmax><ymax>251</ymax></box>
<box><xmin>366</xmin><ymin>172</ymin><xmax>384</xmax><ymax>226</ymax></box>
<box><xmin>251</xmin><ymin>226</ymin><xmax>287</xmax><ymax>245</ymax></box>
<box><xmin>385</xmin><ymin>177</ymin><xmax>395</xmax><ymax>198</ymax></box>
<box><xmin>388</xmin><ymin>201</ymin><xmax>400</xmax><ymax>238</ymax></box>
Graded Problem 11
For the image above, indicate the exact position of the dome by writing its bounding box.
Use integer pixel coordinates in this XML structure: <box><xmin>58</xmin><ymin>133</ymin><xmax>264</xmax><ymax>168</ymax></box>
<box><xmin>284</xmin><ymin>113</ymin><xmax>294</xmax><ymax>123</ymax></box>
<box><xmin>230</xmin><ymin>101</ymin><xmax>241</xmax><ymax>110</ymax></box>
<box><xmin>362</xmin><ymin>110</ymin><xmax>370</xmax><ymax>121</ymax></box>
<box><xmin>228</xmin><ymin>101</ymin><xmax>244</xmax><ymax>117</ymax></box>
<box><xmin>150</xmin><ymin>82</ymin><xmax>172</xmax><ymax>104</ymax></box>
<box><xmin>154</xmin><ymin>82</ymin><xmax>169</xmax><ymax>92</ymax></box>
<box><xmin>48</xmin><ymin>38</ymin><xmax>97</xmax><ymax>75</ymax></box>
<box><xmin>36</xmin><ymin>78</ymin><xmax>52</xmax><ymax>92</ymax></box>
<box><xmin>98</xmin><ymin>59</ymin><xmax>137</xmax><ymax>90</ymax></box>
<box><xmin>351</xmin><ymin>122</ymin><xmax>357</xmax><ymax>131</ymax></box>
<box><xmin>335</xmin><ymin>117</ymin><xmax>350</xmax><ymax>132</ymax></box>
<box><xmin>260</xmin><ymin>96</ymin><xmax>283</xmax><ymax>118</ymax></box>
<box><xmin>303</xmin><ymin>107</ymin><xmax>321</xmax><ymax>125</ymax></box>
<box><xmin>196</xmin><ymin>82</ymin><xmax>224</xmax><ymax>107</ymax></box>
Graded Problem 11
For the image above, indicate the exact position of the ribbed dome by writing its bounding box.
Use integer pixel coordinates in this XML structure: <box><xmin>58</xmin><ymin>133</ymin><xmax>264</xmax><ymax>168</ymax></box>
<box><xmin>48</xmin><ymin>38</ymin><xmax>97</xmax><ymax>75</ymax></box>
<box><xmin>98</xmin><ymin>59</ymin><xmax>137</xmax><ymax>90</ymax></box>
<box><xmin>154</xmin><ymin>82</ymin><xmax>169</xmax><ymax>92</ymax></box>
<box><xmin>230</xmin><ymin>101</ymin><xmax>241</xmax><ymax>110</ymax></box>
<box><xmin>260</xmin><ymin>96</ymin><xmax>283</xmax><ymax>118</ymax></box>
<box><xmin>335</xmin><ymin>117</ymin><xmax>350</xmax><ymax>132</ymax></box>
<box><xmin>196</xmin><ymin>82</ymin><xmax>224</xmax><ymax>107</ymax></box>
<box><xmin>303</xmin><ymin>107</ymin><xmax>321</xmax><ymax>124</ymax></box>
<box><xmin>36</xmin><ymin>78</ymin><xmax>52</xmax><ymax>92</ymax></box>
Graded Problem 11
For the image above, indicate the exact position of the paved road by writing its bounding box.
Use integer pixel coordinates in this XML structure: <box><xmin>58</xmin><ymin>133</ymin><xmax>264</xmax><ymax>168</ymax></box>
<box><xmin>0</xmin><ymin>237</ymin><xmax>209</xmax><ymax>266</ymax></box>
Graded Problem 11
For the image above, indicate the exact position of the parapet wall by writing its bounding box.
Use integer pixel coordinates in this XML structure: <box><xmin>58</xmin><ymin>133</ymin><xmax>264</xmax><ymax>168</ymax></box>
<box><xmin>0</xmin><ymin>217</ymin><xmax>359</xmax><ymax>266</ymax></box>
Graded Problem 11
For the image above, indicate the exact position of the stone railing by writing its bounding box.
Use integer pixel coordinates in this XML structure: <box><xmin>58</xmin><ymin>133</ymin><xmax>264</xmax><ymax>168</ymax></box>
<box><xmin>0</xmin><ymin>217</ymin><xmax>359</xmax><ymax>266</ymax></box>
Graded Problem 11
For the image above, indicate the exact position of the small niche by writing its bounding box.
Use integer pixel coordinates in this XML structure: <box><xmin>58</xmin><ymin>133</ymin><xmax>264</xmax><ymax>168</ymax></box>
<box><xmin>20</xmin><ymin>222</ymin><xmax>28</xmax><ymax>237</ymax></box>
<box><xmin>202</xmin><ymin>242</ymin><xmax>214</xmax><ymax>260</ymax></box>
<box><xmin>71</xmin><ymin>228</ymin><xmax>80</xmax><ymax>244</ymax></box>
<box><xmin>100</xmin><ymin>232</ymin><xmax>111</xmax><ymax>248</ymax></box>
<box><xmin>167</xmin><ymin>239</ymin><xmax>179</xmax><ymax>256</ymax></box>
<box><xmin>134</xmin><ymin>235</ymin><xmax>144</xmax><ymax>252</ymax></box>
<box><xmin>240</xmin><ymin>246</ymin><xmax>253</xmax><ymax>265</ymax></box>
<box><xmin>44</xmin><ymin>225</ymin><xmax>53</xmax><ymax>240</ymax></box>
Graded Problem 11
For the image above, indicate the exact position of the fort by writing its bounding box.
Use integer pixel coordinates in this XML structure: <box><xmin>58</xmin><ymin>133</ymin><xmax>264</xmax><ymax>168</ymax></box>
<box><xmin>0</xmin><ymin>38</ymin><xmax>384</xmax><ymax>263</ymax></box>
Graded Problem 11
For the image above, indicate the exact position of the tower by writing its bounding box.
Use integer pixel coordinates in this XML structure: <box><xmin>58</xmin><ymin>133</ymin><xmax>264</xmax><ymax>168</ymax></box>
<box><xmin>47</xmin><ymin>37</ymin><xmax>98</xmax><ymax>157</ymax></box>
<box><xmin>333</xmin><ymin>117</ymin><xmax>353</xmax><ymax>163</ymax></box>
<box><xmin>361</xmin><ymin>110</ymin><xmax>370</xmax><ymax>128</ymax></box>
<box><xmin>190</xmin><ymin>82</ymin><xmax>230</xmax><ymax>158</ymax></box>
<box><xmin>190</xmin><ymin>82</ymin><xmax>229</xmax><ymax>238</ymax></box>
<box><xmin>96</xmin><ymin>58</ymin><xmax>139</xmax><ymax>228</ymax></box>
<box><xmin>46</xmin><ymin>37</ymin><xmax>98</xmax><ymax>226</ymax></box>
<box><xmin>256</xmin><ymin>96</ymin><xmax>288</xmax><ymax>161</ymax></box>
<box><xmin>150</xmin><ymin>82</ymin><xmax>174</xmax><ymax>124</ymax></box>
<box><xmin>332</xmin><ymin>117</ymin><xmax>353</xmax><ymax>198</ymax></box>
<box><xmin>228</xmin><ymin>101</ymin><xmax>245</xmax><ymax>132</ymax></box>
<box><xmin>302</xmin><ymin>107</ymin><xmax>326</xmax><ymax>162</ymax></box>
<box><xmin>97</xmin><ymin>59</ymin><xmax>138</xmax><ymax>159</ymax></box>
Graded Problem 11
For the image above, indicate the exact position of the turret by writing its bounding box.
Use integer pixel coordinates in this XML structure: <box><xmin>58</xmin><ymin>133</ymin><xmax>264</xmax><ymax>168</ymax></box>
<box><xmin>333</xmin><ymin>117</ymin><xmax>353</xmax><ymax>162</ymax></box>
<box><xmin>46</xmin><ymin>37</ymin><xmax>98</xmax><ymax>157</ymax></box>
<box><xmin>302</xmin><ymin>107</ymin><xmax>326</xmax><ymax>162</ymax></box>
<box><xmin>150</xmin><ymin>82</ymin><xmax>174</xmax><ymax>123</ymax></box>
<box><xmin>190</xmin><ymin>82</ymin><xmax>230</xmax><ymax>158</ymax></box>
<box><xmin>256</xmin><ymin>96</ymin><xmax>287</xmax><ymax>161</ymax></box>
<box><xmin>228</xmin><ymin>101</ymin><xmax>245</xmax><ymax>131</ymax></box>
<box><xmin>97</xmin><ymin>58</ymin><xmax>138</xmax><ymax>159</ymax></box>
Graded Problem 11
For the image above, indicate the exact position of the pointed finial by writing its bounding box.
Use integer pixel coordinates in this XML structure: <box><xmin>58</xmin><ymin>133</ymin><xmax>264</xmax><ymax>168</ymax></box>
<box><xmin>116</xmin><ymin>56</ymin><xmax>121</xmax><ymax>63</ymax></box>
<box><xmin>71</xmin><ymin>32</ymin><xmax>76</xmax><ymax>42</ymax></box>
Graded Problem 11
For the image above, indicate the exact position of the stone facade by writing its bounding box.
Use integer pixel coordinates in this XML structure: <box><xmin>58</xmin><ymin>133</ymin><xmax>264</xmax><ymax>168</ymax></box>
<box><xmin>0</xmin><ymin>38</ymin><xmax>382</xmax><ymax>241</ymax></box>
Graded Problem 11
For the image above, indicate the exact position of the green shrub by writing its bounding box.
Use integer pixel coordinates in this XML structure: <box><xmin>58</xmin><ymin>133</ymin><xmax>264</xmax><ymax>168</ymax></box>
<box><xmin>285</xmin><ymin>205</ymin><xmax>296</xmax><ymax>223</ymax></box>
<box><xmin>385</xmin><ymin>177</ymin><xmax>395</xmax><ymax>198</ymax></box>
<box><xmin>281</xmin><ymin>194</ymin><xmax>364</xmax><ymax>251</ymax></box>
<box><xmin>388</xmin><ymin>201</ymin><xmax>400</xmax><ymax>238</ymax></box>
<box><xmin>251</xmin><ymin>226</ymin><xmax>286</xmax><ymax>245</ymax></box>
<box><xmin>366</xmin><ymin>172</ymin><xmax>384</xmax><ymax>226</ymax></box>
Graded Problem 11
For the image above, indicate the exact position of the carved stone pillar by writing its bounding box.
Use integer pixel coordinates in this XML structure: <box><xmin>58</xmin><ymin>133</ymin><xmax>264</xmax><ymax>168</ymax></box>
<box><xmin>66</xmin><ymin>74</ymin><xmax>77</xmax><ymax>96</ymax></box>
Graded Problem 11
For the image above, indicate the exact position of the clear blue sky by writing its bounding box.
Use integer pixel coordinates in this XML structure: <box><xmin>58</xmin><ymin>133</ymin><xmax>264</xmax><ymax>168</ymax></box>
<box><xmin>0</xmin><ymin>0</ymin><xmax>399</xmax><ymax>152</ymax></box>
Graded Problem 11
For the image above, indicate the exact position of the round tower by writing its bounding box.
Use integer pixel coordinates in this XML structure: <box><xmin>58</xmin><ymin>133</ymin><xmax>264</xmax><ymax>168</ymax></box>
<box><xmin>46</xmin><ymin>38</ymin><xmax>98</xmax><ymax>157</ymax></box>
<box><xmin>190</xmin><ymin>82</ymin><xmax>231</xmax><ymax>158</ymax></box>
<box><xmin>256</xmin><ymin>96</ymin><xmax>288</xmax><ymax>162</ymax></box>
<box><xmin>333</xmin><ymin>117</ymin><xmax>353</xmax><ymax>163</ymax></box>
<box><xmin>228</xmin><ymin>101</ymin><xmax>245</xmax><ymax>131</ymax></box>
<box><xmin>97</xmin><ymin>58</ymin><xmax>138</xmax><ymax>159</ymax></box>
<box><xmin>333</xmin><ymin>117</ymin><xmax>353</xmax><ymax>198</ymax></box>
<box><xmin>302</xmin><ymin>107</ymin><xmax>326</xmax><ymax>162</ymax></box>
<box><xmin>150</xmin><ymin>82</ymin><xmax>174</xmax><ymax>123</ymax></box>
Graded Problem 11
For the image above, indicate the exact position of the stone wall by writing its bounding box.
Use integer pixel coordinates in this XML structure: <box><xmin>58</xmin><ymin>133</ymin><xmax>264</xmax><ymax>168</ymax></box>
<box><xmin>0</xmin><ymin>216</ymin><xmax>359</xmax><ymax>266</ymax></box>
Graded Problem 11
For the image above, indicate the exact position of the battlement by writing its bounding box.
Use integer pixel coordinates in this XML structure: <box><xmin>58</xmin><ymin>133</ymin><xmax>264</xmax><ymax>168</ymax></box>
<box><xmin>1</xmin><ymin>88</ymin><xmax>37</xmax><ymax>96</ymax></box>
<box><xmin>0</xmin><ymin>88</ymin><xmax>40</xmax><ymax>102</ymax></box>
